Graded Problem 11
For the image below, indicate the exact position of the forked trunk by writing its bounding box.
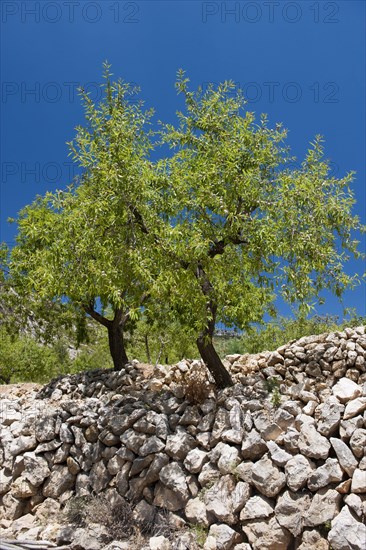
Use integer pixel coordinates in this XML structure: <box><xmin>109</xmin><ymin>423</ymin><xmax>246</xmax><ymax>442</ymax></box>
<box><xmin>108</xmin><ymin>321</ymin><xmax>129</xmax><ymax>371</ymax></box>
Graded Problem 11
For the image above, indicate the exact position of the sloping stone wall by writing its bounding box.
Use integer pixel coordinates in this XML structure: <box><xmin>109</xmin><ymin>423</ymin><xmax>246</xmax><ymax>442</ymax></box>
<box><xmin>0</xmin><ymin>326</ymin><xmax>365</xmax><ymax>550</ymax></box>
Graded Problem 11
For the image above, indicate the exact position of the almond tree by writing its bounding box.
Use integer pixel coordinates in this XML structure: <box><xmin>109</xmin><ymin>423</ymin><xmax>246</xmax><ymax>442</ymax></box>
<box><xmin>152</xmin><ymin>72</ymin><xmax>364</xmax><ymax>387</ymax></box>
<box><xmin>7</xmin><ymin>65</ymin><xmax>156</xmax><ymax>371</ymax></box>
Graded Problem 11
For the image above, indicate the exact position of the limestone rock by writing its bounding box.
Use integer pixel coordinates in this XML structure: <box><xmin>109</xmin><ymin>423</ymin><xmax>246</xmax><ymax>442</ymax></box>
<box><xmin>242</xmin><ymin>516</ymin><xmax>292</xmax><ymax>550</ymax></box>
<box><xmin>328</xmin><ymin>505</ymin><xmax>366</xmax><ymax>550</ymax></box>
<box><xmin>304</xmin><ymin>487</ymin><xmax>341</xmax><ymax>527</ymax></box>
<box><xmin>251</xmin><ymin>455</ymin><xmax>286</xmax><ymax>498</ymax></box>
<box><xmin>185</xmin><ymin>496</ymin><xmax>210</xmax><ymax>527</ymax></box>
<box><xmin>42</xmin><ymin>465</ymin><xmax>75</xmax><ymax>498</ymax></box>
<box><xmin>350</xmin><ymin>428</ymin><xmax>366</xmax><ymax>458</ymax></box>
<box><xmin>297</xmin><ymin>424</ymin><xmax>330</xmax><ymax>459</ymax></box>
<box><xmin>330</xmin><ymin>437</ymin><xmax>358</xmax><ymax>476</ymax></box>
<box><xmin>332</xmin><ymin>378</ymin><xmax>362</xmax><ymax>403</ymax></box>
<box><xmin>241</xmin><ymin>430</ymin><xmax>267</xmax><ymax>460</ymax></box>
<box><xmin>351</xmin><ymin>469</ymin><xmax>366</xmax><ymax>493</ymax></box>
<box><xmin>184</xmin><ymin>448</ymin><xmax>209</xmax><ymax>473</ymax></box>
<box><xmin>240</xmin><ymin>495</ymin><xmax>274</xmax><ymax>520</ymax></box>
<box><xmin>204</xmin><ymin>475</ymin><xmax>237</xmax><ymax>524</ymax></box>
<box><xmin>343</xmin><ymin>397</ymin><xmax>366</xmax><ymax>420</ymax></box>
<box><xmin>275</xmin><ymin>489</ymin><xmax>311</xmax><ymax>537</ymax></box>
<box><xmin>307</xmin><ymin>458</ymin><xmax>343</xmax><ymax>491</ymax></box>
<box><xmin>207</xmin><ymin>523</ymin><xmax>240</xmax><ymax>550</ymax></box>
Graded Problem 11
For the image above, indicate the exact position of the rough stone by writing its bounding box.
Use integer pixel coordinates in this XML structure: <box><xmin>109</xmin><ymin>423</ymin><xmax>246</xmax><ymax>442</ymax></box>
<box><xmin>242</xmin><ymin>516</ymin><xmax>292</xmax><ymax>550</ymax></box>
<box><xmin>330</xmin><ymin>437</ymin><xmax>358</xmax><ymax>476</ymax></box>
<box><xmin>251</xmin><ymin>455</ymin><xmax>286</xmax><ymax>498</ymax></box>
<box><xmin>328</xmin><ymin>505</ymin><xmax>366</xmax><ymax>550</ymax></box>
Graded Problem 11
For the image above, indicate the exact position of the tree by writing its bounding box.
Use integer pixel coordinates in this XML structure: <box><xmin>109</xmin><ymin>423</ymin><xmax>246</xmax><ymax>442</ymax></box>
<box><xmin>7</xmin><ymin>64</ymin><xmax>156</xmax><ymax>371</ymax></box>
<box><xmin>5</xmin><ymin>68</ymin><xmax>364</xmax><ymax>387</ymax></box>
<box><xmin>149</xmin><ymin>73</ymin><xmax>364</xmax><ymax>387</ymax></box>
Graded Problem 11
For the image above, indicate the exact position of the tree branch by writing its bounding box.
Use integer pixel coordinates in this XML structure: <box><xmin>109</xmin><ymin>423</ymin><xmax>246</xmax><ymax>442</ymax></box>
<box><xmin>83</xmin><ymin>302</ymin><xmax>111</xmax><ymax>328</ymax></box>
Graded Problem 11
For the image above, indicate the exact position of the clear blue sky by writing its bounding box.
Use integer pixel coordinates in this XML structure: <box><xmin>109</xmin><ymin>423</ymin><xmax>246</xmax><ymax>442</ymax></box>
<box><xmin>1</xmin><ymin>0</ymin><xmax>365</xmax><ymax>319</ymax></box>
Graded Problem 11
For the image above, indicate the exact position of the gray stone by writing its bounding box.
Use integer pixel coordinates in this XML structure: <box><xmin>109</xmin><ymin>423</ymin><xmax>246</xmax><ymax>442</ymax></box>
<box><xmin>185</xmin><ymin>497</ymin><xmax>210</xmax><ymax>527</ymax></box>
<box><xmin>184</xmin><ymin>448</ymin><xmax>209</xmax><ymax>474</ymax></box>
<box><xmin>343</xmin><ymin>397</ymin><xmax>366</xmax><ymax>420</ymax></box>
<box><xmin>240</xmin><ymin>495</ymin><xmax>274</xmax><ymax>520</ymax></box>
<box><xmin>328</xmin><ymin>505</ymin><xmax>366</xmax><ymax>550</ymax></box>
<box><xmin>350</xmin><ymin>428</ymin><xmax>366</xmax><ymax>458</ymax></box>
<box><xmin>351</xmin><ymin>469</ymin><xmax>366</xmax><ymax>493</ymax></box>
<box><xmin>35</xmin><ymin>415</ymin><xmax>57</xmax><ymax>442</ymax></box>
<box><xmin>251</xmin><ymin>455</ymin><xmax>286</xmax><ymax>498</ymax></box>
<box><xmin>332</xmin><ymin>378</ymin><xmax>362</xmax><ymax>403</ymax></box>
<box><xmin>42</xmin><ymin>465</ymin><xmax>75</xmax><ymax>498</ymax></box>
<box><xmin>204</xmin><ymin>475</ymin><xmax>237</xmax><ymax>524</ymax></box>
<box><xmin>165</xmin><ymin>431</ymin><xmax>197</xmax><ymax>460</ymax></box>
<box><xmin>330</xmin><ymin>437</ymin><xmax>358</xmax><ymax>476</ymax></box>
<box><xmin>266</xmin><ymin>441</ymin><xmax>292</xmax><ymax>467</ymax></box>
<box><xmin>89</xmin><ymin>461</ymin><xmax>112</xmax><ymax>493</ymax></box>
<box><xmin>0</xmin><ymin>469</ymin><xmax>13</xmax><ymax>494</ymax></box>
<box><xmin>297</xmin><ymin>424</ymin><xmax>330</xmax><ymax>459</ymax></box>
<box><xmin>275</xmin><ymin>489</ymin><xmax>311</xmax><ymax>537</ymax></box>
<box><xmin>307</xmin><ymin>458</ymin><xmax>343</xmax><ymax>491</ymax></box>
<box><xmin>305</xmin><ymin>487</ymin><xmax>342</xmax><ymax>527</ymax></box>
<box><xmin>316</xmin><ymin>398</ymin><xmax>344</xmax><ymax>437</ymax></box>
<box><xmin>242</xmin><ymin>516</ymin><xmax>292</xmax><ymax>550</ymax></box>
<box><xmin>208</xmin><ymin>524</ymin><xmax>239</xmax><ymax>550</ymax></box>
<box><xmin>139</xmin><ymin>436</ymin><xmax>165</xmax><ymax>456</ymax></box>
<box><xmin>159</xmin><ymin>462</ymin><xmax>189</xmax><ymax>503</ymax></box>
<box><xmin>241</xmin><ymin>430</ymin><xmax>267</xmax><ymax>460</ymax></box>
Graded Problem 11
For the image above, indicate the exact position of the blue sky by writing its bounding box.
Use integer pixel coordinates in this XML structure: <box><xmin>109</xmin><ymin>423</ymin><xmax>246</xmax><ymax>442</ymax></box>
<box><xmin>1</xmin><ymin>0</ymin><xmax>365</xmax><ymax>319</ymax></box>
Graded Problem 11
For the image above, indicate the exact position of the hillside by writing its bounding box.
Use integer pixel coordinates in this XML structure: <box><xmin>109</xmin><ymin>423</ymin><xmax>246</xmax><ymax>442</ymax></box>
<box><xmin>0</xmin><ymin>325</ymin><xmax>365</xmax><ymax>549</ymax></box>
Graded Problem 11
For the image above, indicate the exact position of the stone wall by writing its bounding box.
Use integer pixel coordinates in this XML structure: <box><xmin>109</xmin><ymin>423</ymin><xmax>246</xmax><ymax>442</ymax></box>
<box><xmin>0</xmin><ymin>326</ymin><xmax>366</xmax><ymax>550</ymax></box>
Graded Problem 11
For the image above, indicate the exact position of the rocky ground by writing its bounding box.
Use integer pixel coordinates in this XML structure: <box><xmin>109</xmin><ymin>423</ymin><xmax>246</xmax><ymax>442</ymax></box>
<box><xmin>0</xmin><ymin>326</ymin><xmax>366</xmax><ymax>549</ymax></box>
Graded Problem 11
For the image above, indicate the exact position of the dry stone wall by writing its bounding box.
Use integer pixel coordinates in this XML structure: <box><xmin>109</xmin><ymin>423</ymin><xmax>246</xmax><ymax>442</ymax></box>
<box><xmin>1</xmin><ymin>326</ymin><xmax>366</xmax><ymax>550</ymax></box>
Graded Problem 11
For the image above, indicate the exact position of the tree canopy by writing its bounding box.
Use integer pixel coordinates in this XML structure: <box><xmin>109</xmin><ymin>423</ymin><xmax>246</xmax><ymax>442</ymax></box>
<box><xmin>3</xmin><ymin>65</ymin><xmax>364</xmax><ymax>387</ymax></box>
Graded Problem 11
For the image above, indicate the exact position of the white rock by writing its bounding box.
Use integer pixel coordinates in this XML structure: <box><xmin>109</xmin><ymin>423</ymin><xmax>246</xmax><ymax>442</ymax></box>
<box><xmin>307</xmin><ymin>458</ymin><xmax>343</xmax><ymax>491</ymax></box>
<box><xmin>266</xmin><ymin>441</ymin><xmax>292</xmax><ymax>467</ymax></box>
<box><xmin>240</xmin><ymin>495</ymin><xmax>274</xmax><ymax>520</ymax></box>
<box><xmin>330</xmin><ymin>437</ymin><xmax>358</xmax><ymax>476</ymax></box>
<box><xmin>304</xmin><ymin>488</ymin><xmax>341</xmax><ymax>527</ymax></box>
<box><xmin>242</xmin><ymin>516</ymin><xmax>292</xmax><ymax>550</ymax></box>
<box><xmin>184</xmin><ymin>448</ymin><xmax>209</xmax><ymax>473</ymax></box>
<box><xmin>333</xmin><ymin>378</ymin><xmax>362</xmax><ymax>403</ymax></box>
<box><xmin>350</xmin><ymin>428</ymin><xmax>366</xmax><ymax>458</ymax></box>
<box><xmin>344</xmin><ymin>493</ymin><xmax>364</xmax><ymax>518</ymax></box>
<box><xmin>351</xmin><ymin>469</ymin><xmax>366</xmax><ymax>493</ymax></box>
<box><xmin>251</xmin><ymin>455</ymin><xmax>286</xmax><ymax>498</ymax></box>
<box><xmin>275</xmin><ymin>490</ymin><xmax>311</xmax><ymax>537</ymax></box>
<box><xmin>298</xmin><ymin>424</ymin><xmax>330</xmax><ymax>459</ymax></box>
<box><xmin>185</xmin><ymin>497</ymin><xmax>210</xmax><ymax>527</ymax></box>
<box><xmin>208</xmin><ymin>524</ymin><xmax>239</xmax><ymax>550</ymax></box>
<box><xmin>149</xmin><ymin>536</ymin><xmax>171</xmax><ymax>550</ymax></box>
<box><xmin>343</xmin><ymin>397</ymin><xmax>366</xmax><ymax>420</ymax></box>
<box><xmin>328</xmin><ymin>505</ymin><xmax>366</xmax><ymax>550</ymax></box>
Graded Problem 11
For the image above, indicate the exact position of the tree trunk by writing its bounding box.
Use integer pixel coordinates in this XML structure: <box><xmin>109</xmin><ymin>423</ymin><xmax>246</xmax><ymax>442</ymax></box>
<box><xmin>197</xmin><ymin>331</ymin><xmax>233</xmax><ymax>389</ymax></box>
<box><xmin>108</xmin><ymin>321</ymin><xmax>129</xmax><ymax>371</ymax></box>
<box><xmin>144</xmin><ymin>333</ymin><xmax>151</xmax><ymax>364</ymax></box>
<box><xmin>194</xmin><ymin>263</ymin><xmax>233</xmax><ymax>389</ymax></box>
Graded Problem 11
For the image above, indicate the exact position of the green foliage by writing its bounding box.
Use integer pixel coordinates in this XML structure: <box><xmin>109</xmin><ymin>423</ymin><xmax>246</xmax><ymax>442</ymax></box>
<box><xmin>2</xmin><ymin>66</ymin><xmax>364</xmax><ymax>384</ymax></box>
<box><xmin>0</xmin><ymin>328</ymin><xmax>70</xmax><ymax>384</ymax></box>
<box><xmin>189</xmin><ymin>524</ymin><xmax>208</xmax><ymax>547</ymax></box>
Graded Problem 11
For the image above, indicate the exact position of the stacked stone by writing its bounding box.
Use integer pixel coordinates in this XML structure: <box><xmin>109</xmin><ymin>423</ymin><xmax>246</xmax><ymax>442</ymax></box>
<box><xmin>0</xmin><ymin>326</ymin><xmax>365</xmax><ymax>550</ymax></box>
